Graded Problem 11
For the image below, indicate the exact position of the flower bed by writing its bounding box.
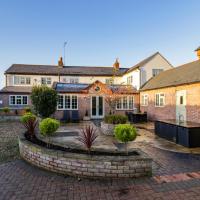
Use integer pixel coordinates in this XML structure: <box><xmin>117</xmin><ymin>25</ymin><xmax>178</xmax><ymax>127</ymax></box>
<box><xmin>19</xmin><ymin>133</ymin><xmax>152</xmax><ymax>179</ymax></box>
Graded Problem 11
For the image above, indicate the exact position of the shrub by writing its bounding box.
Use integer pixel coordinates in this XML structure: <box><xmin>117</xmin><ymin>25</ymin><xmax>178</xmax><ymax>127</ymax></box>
<box><xmin>78</xmin><ymin>125</ymin><xmax>98</xmax><ymax>153</ymax></box>
<box><xmin>2</xmin><ymin>107</ymin><xmax>10</xmax><ymax>114</ymax></box>
<box><xmin>31</xmin><ymin>85</ymin><xmax>58</xmax><ymax>118</ymax></box>
<box><xmin>114</xmin><ymin>124</ymin><xmax>137</xmax><ymax>154</ymax></box>
<box><xmin>39</xmin><ymin>118</ymin><xmax>60</xmax><ymax>137</ymax></box>
<box><xmin>104</xmin><ymin>114</ymin><xmax>128</xmax><ymax>124</ymax></box>
<box><xmin>21</xmin><ymin>112</ymin><xmax>37</xmax><ymax>138</ymax></box>
<box><xmin>24</xmin><ymin>107</ymin><xmax>32</xmax><ymax>113</ymax></box>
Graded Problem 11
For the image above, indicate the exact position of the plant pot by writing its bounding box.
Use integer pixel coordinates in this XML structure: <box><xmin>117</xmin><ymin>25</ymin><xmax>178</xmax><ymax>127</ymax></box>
<box><xmin>83</xmin><ymin>116</ymin><xmax>90</xmax><ymax>121</ymax></box>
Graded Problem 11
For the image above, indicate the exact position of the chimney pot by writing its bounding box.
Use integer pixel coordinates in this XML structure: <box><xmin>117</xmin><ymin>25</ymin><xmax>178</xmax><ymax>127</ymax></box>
<box><xmin>58</xmin><ymin>57</ymin><xmax>64</xmax><ymax>67</ymax></box>
<box><xmin>113</xmin><ymin>58</ymin><xmax>120</xmax><ymax>71</ymax></box>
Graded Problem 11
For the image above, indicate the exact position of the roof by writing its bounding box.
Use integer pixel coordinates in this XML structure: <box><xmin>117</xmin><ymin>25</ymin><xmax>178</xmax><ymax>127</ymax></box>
<box><xmin>140</xmin><ymin>59</ymin><xmax>200</xmax><ymax>91</ymax></box>
<box><xmin>0</xmin><ymin>86</ymin><xmax>32</xmax><ymax>94</ymax></box>
<box><xmin>5</xmin><ymin>64</ymin><xmax>128</xmax><ymax>76</ymax></box>
<box><xmin>126</xmin><ymin>52</ymin><xmax>173</xmax><ymax>74</ymax></box>
<box><xmin>54</xmin><ymin>82</ymin><xmax>138</xmax><ymax>94</ymax></box>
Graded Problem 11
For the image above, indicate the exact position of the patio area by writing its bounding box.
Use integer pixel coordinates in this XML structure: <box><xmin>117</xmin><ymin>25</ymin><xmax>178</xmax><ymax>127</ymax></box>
<box><xmin>40</xmin><ymin>121</ymin><xmax>200</xmax><ymax>155</ymax></box>
<box><xmin>0</xmin><ymin>121</ymin><xmax>200</xmax><ymax>199</ymax></box>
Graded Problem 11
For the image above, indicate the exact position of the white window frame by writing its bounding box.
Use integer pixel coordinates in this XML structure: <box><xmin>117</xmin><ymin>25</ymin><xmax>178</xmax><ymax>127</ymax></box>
<box><xmin>13</xmin><ymin>76</ymin><xmax>31</xmax><ymax>85</ymax></box>
<box><xmin>105</xmin><ymin>78</ymin><xmax>114</xmax><ymax>85</ymax></box>
<box><xmin>155</xmin><ymin>93</ymin><xmax>165</xmax><ymax>107</ymax></box>
<box><xmin>9</xmin><ymin>95</ymin><xmax>28</xmax><ymax>105</ymax></box>
<box><xmin>141</xmin><ymin>94</ymin><xmax>149</xmax><ymax>106</ymax></box>
<box><xmin>116</xmin><ymin>96</ymin><xmax>134</xmax><ymax>110</ymax></box>
<box><xmin>127</xmin><ymin>76</ymin><xmax>133</xmax><ymax>85</ymax></box>
<box><xmin>57</xmin><ymin>94</ymin><xmax>78</xmax><ymax>110</ymax></box>
<box><xmin>69</xmin><ymin>77</ymin><xmax>79</xmax><ymax>84</ymax></box>
<box><xmin>41</xmin><ymin>77</ymin><xmax>52</xmax><ymax>85</ymax></box>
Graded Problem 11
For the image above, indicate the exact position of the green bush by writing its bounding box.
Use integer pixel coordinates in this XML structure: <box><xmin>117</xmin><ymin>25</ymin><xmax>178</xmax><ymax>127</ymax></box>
<box><xmin>20</xmin><ymin>112</ymin><xmax>37</xmax><ymax>137</ymax></box>
<box><xmin>2</xmin><ymin>107</ymin><xmax>10</xmax><ymax>113</ymax></box>
<box><xmin>104</xmin><ymin>114</ymin><xmax>128</xmax><ymax>124</ymax></box>
<box><xmin>31</xmin><ymin>85</ymin><xmax>58</xmax><ymax>118</ymax></box>
<box><xmin>24</xmin><ymin>107</ymin><xmax>32</xmax><ymax>113</ymax></box>
<box><xmin>39</xmin><ymin>118</ymin><xmax>60</xmax><ymax>137</ymax></box>
<box><xmin>114</xmin><ymin>124</ymin><xmax>137</xmax><ymax>143</ymax></box>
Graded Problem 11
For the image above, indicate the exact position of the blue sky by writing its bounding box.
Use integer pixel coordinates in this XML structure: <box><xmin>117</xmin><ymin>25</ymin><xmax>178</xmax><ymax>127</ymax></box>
<box><xmin>0</xmin><ymin>0</ymin><xmax>200</xmax><ymax>87</ymax></box>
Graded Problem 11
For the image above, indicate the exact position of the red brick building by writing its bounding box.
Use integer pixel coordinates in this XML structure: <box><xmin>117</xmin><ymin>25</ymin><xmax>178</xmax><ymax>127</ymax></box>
<box><xmin>140</xmin><ymin>49</ymin><xmax>200</xmax><ymax>123</ymax></box>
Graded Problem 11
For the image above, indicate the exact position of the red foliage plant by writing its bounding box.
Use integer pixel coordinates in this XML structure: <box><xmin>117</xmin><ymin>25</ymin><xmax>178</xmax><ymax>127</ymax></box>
<box><xmin>78</xmin><ymin>125</ymin><xmax>98</xmax><ymax>153</ymax></box>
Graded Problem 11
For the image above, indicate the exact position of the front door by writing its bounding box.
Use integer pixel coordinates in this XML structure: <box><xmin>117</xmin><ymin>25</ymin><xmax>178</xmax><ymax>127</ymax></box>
<box><xmin>176</xmin><ymin>90</ymin><xmax>186</xmax><ymax>122</ymax></box>
<box><xmin>91</xmin><ymin>96</ymin><xmax>104</xmax><ymax>119</ymax></box>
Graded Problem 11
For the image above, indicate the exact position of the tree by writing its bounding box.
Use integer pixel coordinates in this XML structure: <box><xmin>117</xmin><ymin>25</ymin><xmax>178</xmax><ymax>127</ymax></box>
<box><xmin>31</xmin><ymin>85</ymin><xmax>58</xmax><ymax>118</ymax></box>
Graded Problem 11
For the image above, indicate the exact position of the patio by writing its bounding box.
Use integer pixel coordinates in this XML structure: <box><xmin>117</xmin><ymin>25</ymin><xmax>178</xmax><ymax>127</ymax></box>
<box><xmin>0</xmin><ymin>121</ymin><xmax>200</xmax><ymax>199</ymax></box>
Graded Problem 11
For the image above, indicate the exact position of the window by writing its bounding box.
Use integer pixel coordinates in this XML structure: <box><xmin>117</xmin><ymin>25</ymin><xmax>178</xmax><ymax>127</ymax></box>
<box><xmin>116</xmin><ymin>96</ymin><xmax>134</xmax><ymax>110</ymax></box>
<box><xmin>141</xmin><ymin>94</ymin><xmax>148</xmax><ymax>106</ymax></box>
<box><xmin>127</xmin><ymin>76</ymin><xmax>133</xmax><ymax>85</ymax></box>
<box><xmin>57</xmin><ymin>95</ymin><xmax>78</xmax><ymax>110</ymax></box>
<box><xmin>14</xmin><ymin>76</ymin><xmax>31</xmax><ymax>85</ymax></box>
<box><xmin>70</xmin><ymin>78</ymin><xmax>79</xmax><ymax>84</ymax></box>
<box><xmin>41</xmin><ymin>77</ymin><xmax>52</xmax><ymax>85</ymax></box>
<box><xmin>9</xmin><ymin>95</ymin><xmax>28</xmax><ymax>105</ymax></box>
<box><xmin>105</xmin><ymin>78</ymin><xmax>114</xmax><ymax>85</ymax></box>
<box><xmin>152</xmin><ymin>69</ymin><xmax>163</xmax><ymax>77</ymax></box>
<box><xmin>155</xmin><ymin>93</ymin><xmax>165</xmax><ymax>107</ymax></box>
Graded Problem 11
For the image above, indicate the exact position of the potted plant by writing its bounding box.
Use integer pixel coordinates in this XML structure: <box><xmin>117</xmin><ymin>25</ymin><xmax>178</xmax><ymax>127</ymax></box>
<box><xmin>101</xmin><ymin>114</ymin><xmax>128</xmax><ymax>136</ymax></box>
<box><xmin>39</xmin><ymin>118</ymin><xmax>60</xmax><ymax>148</ymax></box>
<box><xmin>114</xmin><ymin>124</ymin><xmax>137</xmax><ymax>154</ymax></box>
<box><xmin>83</xmin><ymin>110</ymin><xmax>90</xmax><ymax>121</ymax></box>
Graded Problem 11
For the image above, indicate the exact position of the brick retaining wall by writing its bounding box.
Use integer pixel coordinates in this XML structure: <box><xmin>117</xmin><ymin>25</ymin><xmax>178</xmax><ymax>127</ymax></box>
<box><xmin>19</xmin><ymin>134</ymin><xmax>152</xmax><ymax>178</ymax></box>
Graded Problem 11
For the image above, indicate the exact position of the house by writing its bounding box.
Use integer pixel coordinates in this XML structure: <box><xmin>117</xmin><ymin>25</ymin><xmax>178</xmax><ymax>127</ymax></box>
<box><xmin>0</xmin><ymin>52</ymin><xmax>172</xmax><ymax>119</ymax></box>
<box><xmin>140</xmin><ymin>47</ymin><xmax>200</xmax><ymax>123</ymax></box>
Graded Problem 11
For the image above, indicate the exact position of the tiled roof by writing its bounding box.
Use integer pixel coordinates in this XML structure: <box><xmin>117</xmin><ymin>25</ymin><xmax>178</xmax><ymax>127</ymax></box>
<box><xmin>126</xmin><ymin>52</ymin><xmax>173</xmax><ymax>74</ymax></box>
<box><xmin>0</xmin><ymin>86</ymin><xmax>32</xmax><ymax>93</ymax></box>
<box><xmin>5</xmin><ymin>64</ymin><xmax>128</xmax><ymax>76</ymax></box>
<box><xmin>140</xmin><ymin>59</ymin><xmax>200</xmax><ymax>91</ymax></box>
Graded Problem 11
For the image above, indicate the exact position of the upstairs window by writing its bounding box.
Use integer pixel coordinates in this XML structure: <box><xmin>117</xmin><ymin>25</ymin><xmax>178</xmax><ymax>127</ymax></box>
<box><xmin>152</xmin><ymin>69</ymin><xmax>163</xmax><ymax>77</ymax></box>
<box><xmin>127</xmin><ymin>76</ymin><xmax>133</xmax><ymax>85</ymax></box>
<box><xmin>155</xmin><ymin>93</ymin><xmax>165</xmax><ymax>107</ymax></box>
<box><xmin>9</xmin><ymin>95</ymin><xmax>28</xmax><ymax>105</ymax></box>
<box><xmin>141</xmin><ymin>94</ymin><xmax>148</xmax><ymax>106</ymax></box>
<box><xmin>14</xmin><ymin>76</ymin><xmax>31</xmax><ymax>85</ymax></box>
<box><xmin>41</xmin><ymin>77</ymin><xmax>52</xmax><ymax>85</ymax></box>
<box><xmin>105</xmin><ymin>78</ymin><xmax>114</xmax><ymax>85</ymax></box>
<box><xmin>70</xmin><ymin>78</ymin><xmax>79</xmax><ymax>84</ymax></box>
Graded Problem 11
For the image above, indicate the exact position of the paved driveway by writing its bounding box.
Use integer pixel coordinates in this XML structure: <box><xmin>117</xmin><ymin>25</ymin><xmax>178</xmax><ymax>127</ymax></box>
<box><xmin>0</xmin><ymin>121</ymin><xmax>200</xmax><ymax>200</ymax></box>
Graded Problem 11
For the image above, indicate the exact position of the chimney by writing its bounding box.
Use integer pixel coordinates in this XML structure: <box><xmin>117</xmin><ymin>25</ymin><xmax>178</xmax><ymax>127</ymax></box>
<box><xmin>113</xmin><ymin>58</ymin><xmax>120</xmax><ymax>71</ymax></box>
<box><xmin>195</xmin><ymin>46</ymin><xmax>200</xmax><ymax>59</ymax></box>
<box><xmin>58</xmin><ymin>56</ymin><xmax>64</xmax><ymax>68</ymax></box>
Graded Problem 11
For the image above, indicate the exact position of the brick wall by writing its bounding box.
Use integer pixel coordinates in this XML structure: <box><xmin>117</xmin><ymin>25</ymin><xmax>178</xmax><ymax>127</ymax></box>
<box><xmin>19</xmin><ymin>134</ymin><xmax>152</xmax><ymax>179</ymax></box>
<box><xmin>140</xmin><ymin>83</ymin><xmax>200</xmax><ymax>123</ymax></box>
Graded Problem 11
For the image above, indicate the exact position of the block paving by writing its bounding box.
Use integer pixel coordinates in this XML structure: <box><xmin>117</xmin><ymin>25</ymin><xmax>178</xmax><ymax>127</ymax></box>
<box><xmin>0</xmin><ymin>121</ymin><xmax>200</xmax><ymax>199</ymax></box>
